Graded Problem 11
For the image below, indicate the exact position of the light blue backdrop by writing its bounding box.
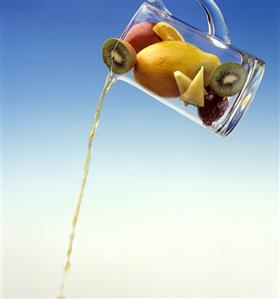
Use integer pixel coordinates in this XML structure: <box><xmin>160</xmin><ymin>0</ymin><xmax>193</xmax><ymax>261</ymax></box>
<box><xmin>3</xmin><ymin>0</ymin><xmax>279</xmax><ymax>298</ymax></box>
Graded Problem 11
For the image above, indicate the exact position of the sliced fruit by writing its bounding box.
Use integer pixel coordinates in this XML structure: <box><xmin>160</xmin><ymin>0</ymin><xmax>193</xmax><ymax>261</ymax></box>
<box><xmin>194</xmin><ymin>62</ymin><xmax>218</xmax><ymax>86</ymax></box>
<box><xmin>210</xmin><ymin>62</ymin><xmax>248</xmax><ymax>97</ymax></box>
<box><xmin>102</xmin><ymin>38</ymin><xmax>137</xmax><ymax>74</ymax></box>
<box><xmin>174</xmin><ymin>71</ymin><xmax>208</xmax><ymax>103</ymax></box>
<box><xmin>124</xmin><ymin>22</ymin><xmax>162</xmax><ymax>53</ymax></box>
<box><xmin>198</xmin><ymin>87</ymin><xmax>228</xmax><ymax>126</ymax></box>
<box><xmin>152</xmin><ymin>22</ymin><xmax>185</xmax><ymax>41</ymax></box>
<box><xmin>181</xmin><ymin>67</ymin><xmax>204</xmax><ymax>107</ymax></box>
<box><xmin>174</xmin><ymin>71</ymin><xmax>192</xmax><ymax>95</ymax></box>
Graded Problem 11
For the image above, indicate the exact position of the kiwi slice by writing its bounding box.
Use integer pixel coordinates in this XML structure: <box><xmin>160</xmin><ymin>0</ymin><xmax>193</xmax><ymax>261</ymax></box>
<box><xmin>102</xmin><ymin>38</ymin><xmax>137</xmax><ymax>74</ymax></box>
<box><xmin>210</xmin><ymin>62</ymin><xmax>248</xmax><ymax>97</ymax></box>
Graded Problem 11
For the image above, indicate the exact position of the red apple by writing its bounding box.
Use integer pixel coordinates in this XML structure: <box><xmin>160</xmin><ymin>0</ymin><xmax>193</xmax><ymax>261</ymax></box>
<box><xmin>124</xmin><ymin>22</ymin><xmax>162</xmax><ymax>53</ymax></box>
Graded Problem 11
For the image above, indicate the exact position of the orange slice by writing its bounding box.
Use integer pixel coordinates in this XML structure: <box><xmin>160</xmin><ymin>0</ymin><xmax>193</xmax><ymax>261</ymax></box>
<box><xmin>152</xmin><ymin>22</ymin><xmax>185</xmax><ymax>41</ymax></box>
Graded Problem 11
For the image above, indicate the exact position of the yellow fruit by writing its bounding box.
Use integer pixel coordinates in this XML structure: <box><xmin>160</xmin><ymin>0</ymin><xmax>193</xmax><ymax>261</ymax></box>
<box><xmin>174</xmin><ymin>71</ymin><xmax>192</xmax><ymax>95</ymax></box>
<box><xmin>175</xmin><ymin>70</ymin><xmax>208</xmax><ymax>106</ymax></box>
<box><xmin>134</xmin><ymin>41</ymin><xmax>221</xmax><ymax>98</ymax></box>
<box><xmin>152</xmin><ymin>22</ymin><xmax>185</xmax><ymax>41</ymax></box>
<box><xmin>181</xmin><ymin>67</ymin><xmax>204</xmax><ymax>107</ymax></box>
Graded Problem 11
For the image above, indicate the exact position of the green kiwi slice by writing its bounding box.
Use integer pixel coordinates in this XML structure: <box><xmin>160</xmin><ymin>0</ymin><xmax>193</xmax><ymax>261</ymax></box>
<box><xmin>102</xmin><ymin>38</ymin><xmax>137</xmax><ymax>74</ymax></box>
<box><xmin>210</xmin><ymin>62</ymin><xmax>248</xmax><ymax>97</ymax></box>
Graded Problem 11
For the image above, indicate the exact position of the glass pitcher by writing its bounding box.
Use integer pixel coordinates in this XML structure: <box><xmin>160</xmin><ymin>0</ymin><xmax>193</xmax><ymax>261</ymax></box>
<box><xmin>108</xmin><ymin>0</ymin><xmax>265</xmax><ymax>137</ymax></box>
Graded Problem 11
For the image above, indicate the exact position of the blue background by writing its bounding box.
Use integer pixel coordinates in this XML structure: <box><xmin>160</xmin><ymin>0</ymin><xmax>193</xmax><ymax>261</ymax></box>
<box><xmin>3</xmin><ymin>0</ymin><xmax>279</xmax><ymax>298</ymax></box>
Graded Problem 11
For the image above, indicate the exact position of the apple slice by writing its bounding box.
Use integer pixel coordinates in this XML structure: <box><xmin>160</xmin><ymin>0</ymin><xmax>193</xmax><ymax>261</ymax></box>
<box><xmin>181</xmin><ymin>67</ymin><xmax>205</xmax><ymax>107</ymax></box>
<box><xmin>174</xmin><ymin>71</ymin><xmax>192</xmax><ymax>96</ymax></box>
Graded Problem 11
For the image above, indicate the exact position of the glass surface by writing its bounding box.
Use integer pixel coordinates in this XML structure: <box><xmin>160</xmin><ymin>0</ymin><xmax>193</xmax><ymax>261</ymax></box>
<box><xmin>146</xmin><ymin>0</ymin><xmax>231</xmax><ymax>43</ymax></box>
<box><xmin>114</xmin><ymin>3</ymin><xmax>265</xmax><ymax>136</ymax></box>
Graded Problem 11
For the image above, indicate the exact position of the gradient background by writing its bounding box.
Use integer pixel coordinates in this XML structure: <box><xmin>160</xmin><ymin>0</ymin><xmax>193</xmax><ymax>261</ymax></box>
<box><xmin>2</xmin><ymin>0</ymin><xmax>279</xmax><ymax>298</ymax></box>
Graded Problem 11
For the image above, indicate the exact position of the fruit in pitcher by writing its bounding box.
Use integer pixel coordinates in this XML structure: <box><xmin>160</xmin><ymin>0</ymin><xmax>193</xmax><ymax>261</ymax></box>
<box><xmin>174</xmin><ymin>71</ymin><xmax>192</xmax><ymax>95</ymax></box>
<box><xmin>181</xmin><ymin>67</ymin><xmax>205</xmax><ymax>107</ymax></box>
<box><xmin>152</xmin><ymin>22</ymin><xmax>185</xmax><ymax>41</ymax></box>
<box><xmin>102</xmin><ymin>38</ymin><xmax>136</xmax><ymax>74</ymax></box>
<box><xmin>209</xmin><ymin>62</ymin><xmax>248</xmax><ymax>97</ymax></box>
<box><xmin>134</xmin><ymin>41</ymin><xmax>221</xmax><ymax>98</ymax></box>
<box><xmin>124</xmin><ymin>22</ymin><xmax>162</xmax><ymax>53</ymax></box>
<box><xmin>174</xmin><ymin>70</ymin><xmax>208</xmax><ymax>102</ymax></box>
<box><xmin>194</xmin><ymin>62</ymin><xmax>218</xmax><ymax>86</ymax></box>
<box><xmin>198</xmin><ymin>87</ymin><xmax>228</xmax><ymax>126</ymax></box>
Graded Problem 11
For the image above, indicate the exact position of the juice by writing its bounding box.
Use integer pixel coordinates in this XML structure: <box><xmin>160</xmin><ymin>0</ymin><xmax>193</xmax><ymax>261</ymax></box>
<box><xmin>56</xmin><ymin>74</ymin><xmax>113</xmax><ymax>299</ymax></box>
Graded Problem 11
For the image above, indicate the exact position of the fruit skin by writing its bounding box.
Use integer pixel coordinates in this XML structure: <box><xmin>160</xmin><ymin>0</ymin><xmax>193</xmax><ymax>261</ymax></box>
<box><xmin>124</xmin><ymin>22</ymin><xmax>162</xmax><ymax>53</ymax></box>
<box><xmin>134</xmin><ymin>41</ymin><xmax>221</xmax><ymax>98</ymax></box>
<box><xmin>102</xmin><ymin>38</ymin><xmax>136</xmax><ymax>74</ymax></box>
<box><xmin>181</xmin><ymin>67</ymin><xmax>204</xmax><ymax>107</ymax></box>
<box><xmin>198</xmin><ymin>87</ymin><xmax>228</xmax><ymax>126</ymax></box>
<box><xmin>209</xmin><ymin>62</ymin><xmax>248</xmax><ymax>97</ymax></box>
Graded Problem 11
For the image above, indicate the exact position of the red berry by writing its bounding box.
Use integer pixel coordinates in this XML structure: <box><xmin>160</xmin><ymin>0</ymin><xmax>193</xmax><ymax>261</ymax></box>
<box><xmin>198</xmin><ymin>87</ymin><xmax>228</xmax><ymax>126</ymax></box>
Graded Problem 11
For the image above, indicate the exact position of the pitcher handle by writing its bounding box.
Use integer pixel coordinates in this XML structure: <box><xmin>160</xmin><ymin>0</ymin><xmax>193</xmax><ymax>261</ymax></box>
<box><xmin>147</xmin><ymin>0</ymin><xmax>231</xmax><ymax>44</ymax></box>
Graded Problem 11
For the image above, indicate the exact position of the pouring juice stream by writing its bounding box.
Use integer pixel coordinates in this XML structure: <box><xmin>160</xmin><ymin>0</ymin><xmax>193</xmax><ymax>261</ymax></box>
<box><xmin>56</xmin><ymin>74</ymin><xmax>113</xmax><ymax>299</ymax></box>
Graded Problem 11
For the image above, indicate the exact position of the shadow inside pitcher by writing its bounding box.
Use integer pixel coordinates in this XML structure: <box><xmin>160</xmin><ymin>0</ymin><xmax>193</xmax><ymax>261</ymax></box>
<box><xmin>115</xmin><ymin>3</ymin><xmax>265</xmax><ymax>136</ymax></box>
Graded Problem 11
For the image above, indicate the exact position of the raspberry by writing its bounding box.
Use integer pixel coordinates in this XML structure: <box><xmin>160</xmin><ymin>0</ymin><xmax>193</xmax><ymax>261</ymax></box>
<box><xmin>198</xmin><ymin>87</ymin><xmax>228</xmax><ymax>126</ymax></box>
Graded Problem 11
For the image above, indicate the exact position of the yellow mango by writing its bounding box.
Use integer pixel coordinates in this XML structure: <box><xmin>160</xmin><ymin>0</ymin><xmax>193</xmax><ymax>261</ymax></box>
<box><xmin>134</xmin><ymin>41</ymin><xmax>221</xmax><ymax>98</ymax></box>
